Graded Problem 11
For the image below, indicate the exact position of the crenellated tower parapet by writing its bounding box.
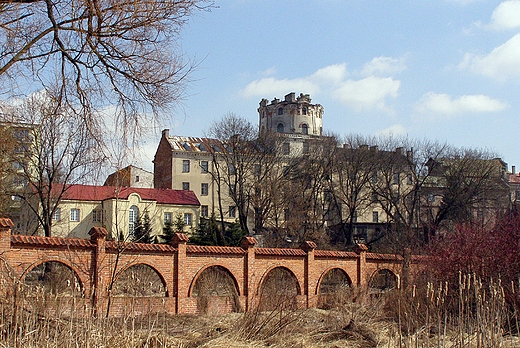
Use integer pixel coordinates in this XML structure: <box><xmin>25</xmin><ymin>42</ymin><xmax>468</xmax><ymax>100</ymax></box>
<box><xmin>258</xmin><ymin>92</ymin><xmax>323</xmax><ymax>136</ymax></box>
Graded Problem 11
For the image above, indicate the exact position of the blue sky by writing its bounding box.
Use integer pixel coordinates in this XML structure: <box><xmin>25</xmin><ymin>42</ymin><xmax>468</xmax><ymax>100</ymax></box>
<box><xmin>138</xmin><ymin>0</ymin><xmax>520</xmax><ymax>171</ymax></box>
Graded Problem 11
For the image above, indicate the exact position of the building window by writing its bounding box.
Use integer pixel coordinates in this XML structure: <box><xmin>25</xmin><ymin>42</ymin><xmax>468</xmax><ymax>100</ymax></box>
<box><xmin>302</xmin><ymin>141</ymin><xmax>309</xmax><ymax>154</ymax></box>
<box><xmin>201</xmin><ymin>183</ymin><xmax>209</xmax><ymax>196</ymax></box>
<box><xmin>516</xmin><ymin>190</ymin><xmax>520</xmax><ymax>201</ymax></box>
<box><xmin>229</xmin><ymin>184</ymin><xmax>236</xmax><ymax>196</ymax></box>
<box><xmin>129</xmin><ymin>205</ymin><xmax>139</xmax><ymax>234</ymax></box>
<box><xmin>52</xmin><ymin>208</ymin><xmax>61</xmax><ymax>221</ymax></box>
<box><xmin>164</xmin><ymin>212</ymin><xmax>173</xmax><ymax>224</ymax></box>
<box><xmin>352</xmin><ymin>212</ymin><xmax>357</xmax><ymax>223</ymax></box>
<box><xmin>135</xmin><ymin>175</ymin><xmax>140</xmax><ymax>183</ymax></box>
<box><xmin>407</xmin><ymin>174</ymin><xmax>413</xmax><ymax>185</ymax></box>
<box><xmin>277</xmin><ymin>123</ymin><xmax>284</xmax><ymax>133</ymax></box>
<box><xmin>182</xmin><ymin>160</ymin><xmax>190</xmax><ymax>173</ymax></box>
<box><xmin>372</xmin><ymin>172</ymin><xmax>378</xmax><ymax>183</ymax></box>
<box><xmin>428</xmin><ymin>193</ymin><xmax>435</xmax><ymax>202</ymax></box>
<box><xmin>372</xmin><ymin>192</ymin><xmax>378</xmax><ymax>203</ymax></box>
<box><xmin>92</xmin><ymin>210</ymin><xmax>103</xmax><ymax>223</ymax></box>
<box><xmin>373</xmin><ymin>211</ymin><xmax>379</xmax><ymax>223</ymax></box>
<box><xmin>228</xmin><ymin>163</ymin><xmax>236</xmax><ymax>175</ymax></box>
<box><xmin>278</xmin><ymin>107</ymin><xmax>283</xmax><ymax>115</ymax></box>
<box><xmin>302</xmin><ymin>107</ymin><xmax>307</xmax><ymax>115</ymax></box>
<box><xmin>201</xmin><ymin>205</ymin><xmax>209</xmax><ymax>217</ymax></box>
<box><xmin>201</xmin><ymin>160</ymin><xmax>209</xmax><ymax>173</ymax></box>
<box><xmin>393</xmin><ymin>173</ymin><xmax>400</xmax><ymax>184</ymax></box>
<box><xmin>70</xmin><ymin>208</ymin><xmax>80</xmax><ymax>222</ymax></box>
<box><xmin>182</xmin><ymin>182</ymin><xmax>190</xmax><ymax>191</ymax></box>
<box><xmin>283</xmin><ymin>142</ymin><xmax>290</xmax><ymax>155</ymax></box>
<box><xmin>228</xmin><ymin>206</ymin><xmax>236</xmax><ymax>218</ymax></box>
<box><xmin>302</xmin><ymin>124</ymin><xmax>308</xmax><ymax>135</ymax></box>
<box><xmin>184</xmin><ymin>213</ymin><xmax>192</xmax><ymax>226</ymax></box>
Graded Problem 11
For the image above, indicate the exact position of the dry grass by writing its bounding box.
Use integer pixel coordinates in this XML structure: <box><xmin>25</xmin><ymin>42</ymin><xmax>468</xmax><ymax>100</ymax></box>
<box><xmin>1</xmin><ymin>270</ymin><xmax>520</xmax><ymax>347</ymax></box>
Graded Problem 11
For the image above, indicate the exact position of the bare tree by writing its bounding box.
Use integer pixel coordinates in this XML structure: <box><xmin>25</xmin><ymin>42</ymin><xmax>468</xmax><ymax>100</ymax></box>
<box><xmin>0</xmin><ymin>92</ymin><xmax>103</xmax><ymax>236</ymax></box>
<box><xmin>327</xmin><ymin>135</ymin><xmax>380</xmax><ymax>246</ymax></box>
<box><xmin>0</xmin><ymin>0</ymin><xmax>212</xmax><ymax>134</ymax></box>
<box><xmin>207</xmin><ymin>113</ymin><xmax>277</xmax><ymax>237</ymax></box>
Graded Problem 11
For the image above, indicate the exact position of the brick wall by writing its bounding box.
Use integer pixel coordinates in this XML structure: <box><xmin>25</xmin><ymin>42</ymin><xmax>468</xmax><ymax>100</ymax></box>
<box><xmin>0</xmin><ymin>218</ymin><xmax>409</xmax><ymax>317</ymax></box>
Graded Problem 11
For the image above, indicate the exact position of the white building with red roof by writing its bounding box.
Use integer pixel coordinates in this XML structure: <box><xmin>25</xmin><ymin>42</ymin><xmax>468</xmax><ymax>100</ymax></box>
<box><xmin>47</xmin><ymin>184</ymin><xmax>200</xmax><ymax>240</ymax></box>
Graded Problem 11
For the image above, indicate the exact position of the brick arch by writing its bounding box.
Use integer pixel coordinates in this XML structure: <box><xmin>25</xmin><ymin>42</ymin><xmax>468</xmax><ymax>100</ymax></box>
<box><xmin>112</xmin><ymin>262</ymin><xmax>168</xmax><ymax>297</ymax></box>
<box><xmin>257</xmin><ymin>266</ymin><xmax>301</xmax><ymax>296</ymax></box>
<box><xmin>187</xmin><ymin>264</ymin><xmax>240</xmax><ymax>297</ymax></box>
<box><xmin>315</xmin><ymin>267</ymin><xmax>352</xmax><ymax>295</ymax></box>
<box><xmin>369</xmin><ymin>268</ymin><xmax>398</xmax><ymax>291</ymax></box>
<box><xmin>20</xmin><ymin>259</ymin><xmax>85</xmax><ymax>295</ymax></box>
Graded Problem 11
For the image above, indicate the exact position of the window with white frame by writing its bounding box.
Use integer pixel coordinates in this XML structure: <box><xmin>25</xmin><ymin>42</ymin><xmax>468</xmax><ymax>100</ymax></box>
<box><xmin>129</xmin><ymin>205</ymin><xmax>139</xmax><ymax>235</ymax></box>
<box><xmin>201</xmin><ymin>205</ymin><xmax>209</xmax><ymax>217</ymax></box>
<box><xmin>52</xmin><ymin>208</ymin><xmax>61</xmax><ymax>221</ymax></box>
<box><xmin>228</xmin><ymin>206</ymin><xmax>236</xmax><ymax>218</ymax></box>
<box><xmin>182</xmin><ymin>160</ymin><xmax>190</xmax><ymax>173</ymax></box>
<box><xmin>70</xmin><ymin>208</ymin><xmax>80</xmax><ymax>222</ymax></box>
<box><xmin>201</xmin><ymin>183</ymin><xmax>209</xmax><ymax>196</ymax></box>
<box><xmin>201</xmin><ymin>160</ymin><xmax>209</xmax><ymax>173</ymax></box>
<box><xmin>164</xmin><ymin>212</ymin><xmax>173</xmax><ymax>224</ymax></box>
<box><xmin>183</xmin><ymin>213</ymin><xmax>193</xmax><ymax>226</ymax></box>
<box><xmin>92</xmin><ymin>210</ymin><xmax>103</xmax><ymax>223</ymax></box>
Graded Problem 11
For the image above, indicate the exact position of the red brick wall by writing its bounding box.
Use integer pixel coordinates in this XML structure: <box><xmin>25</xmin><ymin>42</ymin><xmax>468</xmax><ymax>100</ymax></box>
<box><xmin>0</xmin><ymin>220</ymin><xmax>407</xmax><ymax>317</ymax></box>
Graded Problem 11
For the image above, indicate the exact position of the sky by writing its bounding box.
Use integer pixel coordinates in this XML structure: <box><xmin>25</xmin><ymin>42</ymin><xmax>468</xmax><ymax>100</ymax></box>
<box><xmin>135</xmin><ymin>0</ymin><xmax>520</xmax><ymax>172</ymax></box>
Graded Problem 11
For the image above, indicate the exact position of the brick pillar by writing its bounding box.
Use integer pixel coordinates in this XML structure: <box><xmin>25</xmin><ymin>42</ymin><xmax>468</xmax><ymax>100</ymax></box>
<box><xmin>301</xmin><ymin>241</ymin><xmax>317</xmax><ymax>308</ymax></box>
<box><xmin>89</xmin><ymin>226</ymin><xmax>108</xmax><ymax>317</ymax></box>
<box><xmin>0</xmin><ymin>218</ymin><xmax>13</xmax><ymax>252</ymax></box>
<box><xmin>172</xmin><ymin>233</ymin><xmax>189</xmax><ymax>314</ymax></box>
<box><xmin>240</xmin><ymin>236</ymin><xmax>257</xmax><ymax>311</ymax></box>
<box><xmin>354</xmin><ymin>244</ymin><xmax>368</xmax><ymax>287</ymax></box>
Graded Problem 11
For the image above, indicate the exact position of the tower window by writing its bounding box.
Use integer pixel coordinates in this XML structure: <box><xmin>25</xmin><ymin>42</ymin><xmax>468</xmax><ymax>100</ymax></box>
<box><xmin>277</xmin><ymin>123</ymin><xmax>284</xmax><ymax>133</ymax></box>
<box><xmin>302</xmin><ymin>107</ymin><xmax>307</xmax><ymax>115</ymax></box>
<box><xmin>302</xmin><ymin>124</ymin><xmax>308</xmax><ymax>135</ymax></box>
<box><xmin>277</xmin><ymin>107</ymin><xmax>283</xmax><ymax>115</ymax></box>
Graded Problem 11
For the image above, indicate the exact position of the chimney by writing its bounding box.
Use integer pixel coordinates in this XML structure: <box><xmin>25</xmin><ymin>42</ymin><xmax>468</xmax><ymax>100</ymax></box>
<box><xmin>513</xmin><ymin>166</ymin><xmax>516</xmax><ymax>175</ymax></box>
<box><xmin>162</xmin><ymin>129</ymin><xmax>170</xmax><ymax>138</ymax></box>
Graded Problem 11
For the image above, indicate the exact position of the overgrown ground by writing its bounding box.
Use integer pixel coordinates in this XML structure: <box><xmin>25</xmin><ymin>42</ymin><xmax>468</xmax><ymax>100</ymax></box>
<box><xmin>2</xmin><ymin>288</ymin><xmax>520</xmax><ymax>348</ymax></box>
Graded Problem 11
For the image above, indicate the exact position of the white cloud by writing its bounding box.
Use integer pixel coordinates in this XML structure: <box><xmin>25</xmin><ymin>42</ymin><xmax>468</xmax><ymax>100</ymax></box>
<box><xmin>333</xmin><ymin>76</ymin><xmax>400</xmax><ymax>111</ymax></box>
<box><xmin>459</xmin><ymin>33</ymin><xmax>520</xmax><ymax>81</ymax></box>
<box><xmin>488</xmin><ymin>1</ymin><xmax>520</xmax><ymax>31</ymax></box>
<box><xmin>361</xmin><ymin>56</ymin><xmax>406</xmax><ymax>77</ymax></box>
<box><xmin>241</xmin><ymin>77</ymin><xmax>319</xmax><ymax>98</ymax></box>
<box><xmin>416</xmin><ymin>92</ymin><xmax>507</xmax><ymax>118</ymax></box>
<box><xmin>310</xmin><ymin>63</ymin><xmax>348</xmax><ymax>85</ymax></box>
<box><xmin>375</xmin><ymin>124</ymin><xmax>407</xmax><ymax>137</ymax></box>
<box><xmin>241</xmin><ymin>59</ymin><xmax>403</xmax><ymax>112</ymax></box>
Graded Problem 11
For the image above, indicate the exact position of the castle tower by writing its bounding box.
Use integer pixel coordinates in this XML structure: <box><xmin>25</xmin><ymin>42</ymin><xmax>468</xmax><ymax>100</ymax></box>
<box><xmin>258</xmin><ymin>92</ymin><xmax>323</xmax><ymax>137</ymax></box>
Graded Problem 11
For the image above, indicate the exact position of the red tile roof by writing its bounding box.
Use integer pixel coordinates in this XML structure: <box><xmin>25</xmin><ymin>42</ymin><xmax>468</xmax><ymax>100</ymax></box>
<box><xmin>366</xmin><ymin>252</ymin><xmax>403</xmax><ymax>261</ymax></box>
<box><xmin>255</xmin><ymin>248</ymin><xmax>307</xmax><ymax>257</ymax></box>
<box><xmin>186</xmin><ymin>245</ymin><xmax>245</xmax><ymax>254</ymax></box>
<box><xmin>11</xmin><ymin>235</ymin><xmax>93</xmax><ymax>248</ymax></box>
<box><xmin>105</xmin><ymin>241</ymin><xmax>176</xmax><ymax>253</ymax></box>
<box><xmin>58</xmin><ymin>184</ymin><xmax>200</xmax><ymax>206</ymax></box>
<box><xmin>315</xmin><ymin>250</ymin><xmax>358</xmax><ymax>258</ymax></box>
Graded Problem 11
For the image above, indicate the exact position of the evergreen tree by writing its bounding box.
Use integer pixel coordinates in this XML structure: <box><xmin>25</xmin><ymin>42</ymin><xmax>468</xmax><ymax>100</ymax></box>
<box><xmin>133</xmin><ymin>212</ymin><xmax>152</xmax><ymax>243</ymax></box>
<box><xmin>190</xmin><ymin>215</ymin><xmax>219</xmax><ymax>246</ymax></box>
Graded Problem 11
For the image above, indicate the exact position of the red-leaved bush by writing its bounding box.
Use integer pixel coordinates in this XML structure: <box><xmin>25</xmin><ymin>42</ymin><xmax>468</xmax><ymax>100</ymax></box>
<box><xmin>427</xmin><ymin>212</ymin><xmax>520</xmax><ymax>287</ymax></box>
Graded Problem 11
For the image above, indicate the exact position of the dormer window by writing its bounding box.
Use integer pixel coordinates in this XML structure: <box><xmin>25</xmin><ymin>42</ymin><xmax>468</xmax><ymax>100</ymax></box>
<box><xmin>277</xmin><ymin>107</ymin><xmax>283</xmax><ymax>115</ymax></box>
